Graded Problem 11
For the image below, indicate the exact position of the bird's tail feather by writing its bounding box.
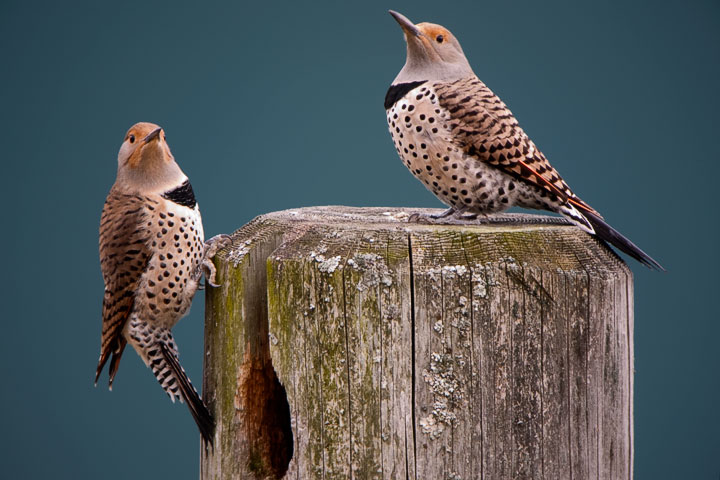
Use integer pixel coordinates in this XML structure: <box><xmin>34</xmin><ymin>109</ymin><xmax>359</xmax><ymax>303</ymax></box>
<box><xmin>108</xmin><ymin>339</ymin><xmax>126</xmax><ymax>389</ymax></box>
<box><xmin>150</xmin><ymin>343</ymin><xmax>215</xmax><ymax>445</ymax></box>
<box><xmin>95</xmin><ymin>338</ymin><xmax>127</xmax><ymax>389</ymax></box>
<box><xmin>580</xmin><ymin>209</ymin><xmax>665</xmax><ymax>271</ymax></box>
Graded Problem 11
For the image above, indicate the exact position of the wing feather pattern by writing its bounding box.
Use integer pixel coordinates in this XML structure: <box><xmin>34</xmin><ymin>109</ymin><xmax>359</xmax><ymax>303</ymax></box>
<box><xmin>434</xmin><ymin>77</ymin><xmax>600</xmax><ymax>216</ymax></box>
<box><xmin>96</xmin><ymin>189</ymin><xmax>153</xmax><ymax>386</ymax></box>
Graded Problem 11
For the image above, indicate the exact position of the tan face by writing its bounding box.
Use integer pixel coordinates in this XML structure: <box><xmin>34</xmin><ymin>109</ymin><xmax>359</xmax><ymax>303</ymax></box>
<box><xmin>118</xmin><ymin>122</ymin><xmax>173</xmax><ymax>170</ymax></box>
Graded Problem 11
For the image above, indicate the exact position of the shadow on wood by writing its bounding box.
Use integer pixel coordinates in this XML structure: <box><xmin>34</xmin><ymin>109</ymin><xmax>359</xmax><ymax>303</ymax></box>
<box><xmin>201</xmin><ymin>206</ymin><xmax>634</xmax><ymax>480</ymax></box>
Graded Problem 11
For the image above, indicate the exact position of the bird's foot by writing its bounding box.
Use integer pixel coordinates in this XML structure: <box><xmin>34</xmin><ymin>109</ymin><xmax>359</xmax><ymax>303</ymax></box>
<box><xmin>408</xmin><ymin>208</ymin><xmax>489</xmax><ymax>225</ymax></box>
<box><xmin>454</xmin><ymin>211</ymin><xmax>479</xmax><ymax>221</ymax></box>
<box><xmin>435</xmin><ymin>214</ymin><xmax>490</xmax><ymax>225</ymax></box>
<box><xmin>431</xmin><ymin>207</ymin><xmax>457</xmax><ymax>219</ymax></box>
<box><xmin>200</xmin><ymin>234</ymin><xmax>232</xmax><ymax>288</ymax></box>
<box><xmin>408</xmin><ymin>207</ymin><xmax>456</xmax><ymax>223</ymax></box>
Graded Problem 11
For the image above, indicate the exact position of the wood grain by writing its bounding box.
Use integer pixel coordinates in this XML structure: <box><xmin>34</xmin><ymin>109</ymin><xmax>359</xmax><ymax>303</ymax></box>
<box><xmin>202</xmin><ymin>206</ymin><xmax>633</xmax><ymax>480</ymax></box>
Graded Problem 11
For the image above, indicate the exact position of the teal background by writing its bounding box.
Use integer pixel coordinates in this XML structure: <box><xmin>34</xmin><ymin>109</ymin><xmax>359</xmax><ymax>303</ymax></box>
<box><xmin>2</xmin><ymin>0</ymin><xmax>718</xmax><ymax>477</ymax></box>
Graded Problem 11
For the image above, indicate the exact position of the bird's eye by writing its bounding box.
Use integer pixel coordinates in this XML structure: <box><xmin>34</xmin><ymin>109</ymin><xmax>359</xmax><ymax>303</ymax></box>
<box><xmin>163</xmin><ymin>135</ymin><xmax>167</xmax><ymax>141</ymax></box>
<box><xmin>129</xmin><ymin>134</ymin><xmax>136</xmax><ymax>143</ymax></box>
<box><xmin>436</xmin><ymin>34</ymin><xmax>444</xmax><ymax>43</ymax></box>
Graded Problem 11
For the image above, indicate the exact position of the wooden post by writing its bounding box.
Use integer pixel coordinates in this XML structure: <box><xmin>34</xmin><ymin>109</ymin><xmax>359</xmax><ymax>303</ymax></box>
<box><xmin>201</xmin><ymin>206</ymin><xmax>633</xmax><ymax>480</ymax></box>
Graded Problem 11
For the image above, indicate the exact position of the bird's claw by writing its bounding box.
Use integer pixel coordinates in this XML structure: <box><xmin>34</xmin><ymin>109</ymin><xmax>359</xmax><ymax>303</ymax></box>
<box><xmin>431</xmin><ymin>207</ymin><xmax>457</xmax><ymax>219</ymax></box>
<box><xmin>407</xmin><ymin>212</ymin><xmax>426</xmax><ymax>223</ymax></box>
<box><xmin>408</xmin><ymin>207</ymin><xmax>456</xmax><ymax>223</ymax></box>
<box><xmin>200</xmin><ymin>234</ymin><xmax>232</xmax><ymax>288</ymax></box>
<box><xmin>408</xmin><ymin>208</ymin><xmax>486</xmax><ymax>225</ymax></box>
<box><xmin>456</xmin><ymin>212</ymin><xmax>479</xmax><ymax>221</ymax></box>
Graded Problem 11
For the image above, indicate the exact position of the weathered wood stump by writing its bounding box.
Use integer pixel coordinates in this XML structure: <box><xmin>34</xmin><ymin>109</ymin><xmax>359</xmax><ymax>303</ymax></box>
<box><xmin>201</xmin><ymin>206</ymin><xmax>633</xmax><ymax>480</ymax></box>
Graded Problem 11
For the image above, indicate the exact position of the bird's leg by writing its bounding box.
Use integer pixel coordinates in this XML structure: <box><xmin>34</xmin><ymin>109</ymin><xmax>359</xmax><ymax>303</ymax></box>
<box><xmin>425</xmin><ymin>207</ymin><xmax>492</xmax><ymax>225</ymax></box>
<box><xmin>453</xmin><ymin>209</ymin><xmax>479</xmax><ymax>221</ymax></box>
<box><xmin>407</xmin><ymin>207</ymin><xmax>493</xmax><ymax>225</ymax></box>
<box><xmin>408</xmin><ymin>207</ymin><xmax>456</xmax><ymax>223</ymax></box>
<box><xmin>432</xmin><ymin>207</ymin><xmax>457</xmax><ymax>219</ymax></box>
<box><xmin>432</xmin><ymin>206</ymin><xmax>477</xmax><ymax>224</ymax></box>
<box><xmin>198</xmin><ymin>234</ymin><xmax>232</xmax><ymax>288</ymax></box>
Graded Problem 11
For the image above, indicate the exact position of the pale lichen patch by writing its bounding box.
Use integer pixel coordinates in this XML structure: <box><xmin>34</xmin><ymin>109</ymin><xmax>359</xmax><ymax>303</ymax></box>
<box><xmin>420</xmin><ymin>350</ymin><xmax>465</xmax><ymax>440</ymax></box>
<box><xmin>349</xmin><ymin>253</ymin><xmax>394</xmax><ymax>292</ymax></box>
<box><xmin>227</xmin><ymin>239</ymin><xmax>253</xmax><ymax>267</ymax></box>
<box><xmin>419</xmin><ymin>400</ymin><xmax>458</xmax><ymax>440</ymax></box>
<box><xmin>317</xmin><ymin>255</ymin><xmax>342</xmax><ymax>273</ymax></box>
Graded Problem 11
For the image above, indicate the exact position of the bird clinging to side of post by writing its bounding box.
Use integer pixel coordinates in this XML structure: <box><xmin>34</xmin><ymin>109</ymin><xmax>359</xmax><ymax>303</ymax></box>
<box><xmin>96</xmin><ymin>122</ymin><xmax>230</xmax><ymax>444</ymax></box>
<box><xmin>385</xmin><ymin>10</ymin><xmax>663</xmax><ymax>270</ymax></box>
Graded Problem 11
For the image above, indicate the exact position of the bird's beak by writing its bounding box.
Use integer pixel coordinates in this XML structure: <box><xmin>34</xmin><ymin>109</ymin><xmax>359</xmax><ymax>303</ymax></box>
<box><xmin>389</xmin><ymin>10</ymin><xmax>421</xmax><ymax>38</ymax></box>
<box><xmin>143</xmin><ymin>127</ymin><xmax>162</xmax><ymax>144</ymax></box>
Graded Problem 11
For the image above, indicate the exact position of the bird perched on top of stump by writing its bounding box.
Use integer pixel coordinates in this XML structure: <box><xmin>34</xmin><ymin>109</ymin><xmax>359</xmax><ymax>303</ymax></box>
<box><xmin>385</xmin><ymin>10</ymin><xmax>663</xmax><ymax>270</ymax></box>
<box><xmin>96</xmin><ymin>122</ymin><xmax>230</xmax><ymax>444</ymax></box>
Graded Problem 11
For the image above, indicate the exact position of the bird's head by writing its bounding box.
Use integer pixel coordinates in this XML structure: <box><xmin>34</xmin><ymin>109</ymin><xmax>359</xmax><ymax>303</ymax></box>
<box><xmin>118</xmin><ymin>122</ymin><xmax>173</xmax><ymax>169</ymax></box>
<box><xmin>389</xmin><ymin>10</ymin><xmax>473</xmax><ymax>84</ymax></box>
<box><xmin>115</xmin><ymin>122</ymin><xmax>185</xmax><ymax>193</ymax></box>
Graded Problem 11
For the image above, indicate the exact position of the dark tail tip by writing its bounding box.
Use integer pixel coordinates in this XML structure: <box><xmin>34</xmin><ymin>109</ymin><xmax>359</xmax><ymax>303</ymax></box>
<box><xmin>95</xmin><ymin>350</ymin><xmax>111</xmax><ymax>387</ymax></box>
<box><xmin>159</xmin><ymin>343</ymin><xmax>215</xmax><ymax>446</ymax></box>
<box><xmin>583</xmin><ymin>209</ymin><xmax>665</xmax><ymax>271</ymax></box>
<box><xmin>96</xmin><ymin>339</ymin><xmax>127</xmax><ymax>389</ymax></box>
<box><xmin>108</xmin><ymin>340</ymin><xmax>127</xmax><ymax>389</ymax></box>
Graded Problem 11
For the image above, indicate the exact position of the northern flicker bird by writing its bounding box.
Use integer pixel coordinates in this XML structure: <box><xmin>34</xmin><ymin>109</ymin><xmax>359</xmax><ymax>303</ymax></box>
<box><xmin>386</xmin><ymin>11</ymin><xmax>663</xmax><ymax>270</ymax></box>
<box><xmin>97</xmin><ymin>122</ymin><xmax>229</xmax><ymax>444</ymax></box>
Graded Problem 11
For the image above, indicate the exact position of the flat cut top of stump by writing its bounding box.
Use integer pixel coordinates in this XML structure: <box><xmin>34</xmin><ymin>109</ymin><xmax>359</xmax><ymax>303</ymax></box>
<box><xmin>254</xmin><ymin>206</ymin><xmax>571</xmax><ymax>230</ymax></box>
<box><xmin>217</xmin><ymin>206</ymin><xmax>628</xmax><ymax>275</ymax></box>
